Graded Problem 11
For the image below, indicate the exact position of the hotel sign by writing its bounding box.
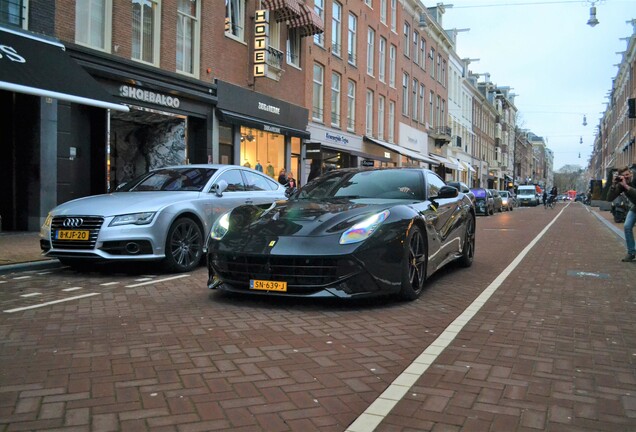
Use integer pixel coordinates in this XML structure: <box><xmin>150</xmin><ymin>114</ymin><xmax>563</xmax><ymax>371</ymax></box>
<box><xmin>253</xmin><ymin>10</ymin><xmax>269</xmax><ymax>77</ymax></box>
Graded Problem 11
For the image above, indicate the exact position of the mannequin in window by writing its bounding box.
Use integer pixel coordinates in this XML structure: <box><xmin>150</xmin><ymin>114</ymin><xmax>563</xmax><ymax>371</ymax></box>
<box><xmin>266</xmin><ymin>162</ymin><xmax>275</xmax><ymax>178</ymax></box>
<box><xmin>255</xmin><ymin>160</ymin><xmax>263</xmax><ymax>172</ymax></box>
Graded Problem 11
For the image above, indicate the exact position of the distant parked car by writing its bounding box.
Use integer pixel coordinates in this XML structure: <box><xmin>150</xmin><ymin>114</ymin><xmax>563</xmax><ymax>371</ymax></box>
<box><xmin>489</xmin><ymin>189</ymin><xmax>504</xmax><ymax>212</ymax></box>
<box><xmin>470</xmin><ymin>188</ymin><xmax>494</xmax><ymax>215</ymax></box>
<box><xmin>498</xmin><ymin>190</ymin><xmax>514</xmax><ymax>211</ymax></box>
<box><xmin>447</xmin><ymin>181</ymin><xmax>476</xmax><ymax>207</ymax></box>
<box><xmin>40</xmin><ymin>165</ymin><xmax>287</xmax><ymax>272</ymax></box>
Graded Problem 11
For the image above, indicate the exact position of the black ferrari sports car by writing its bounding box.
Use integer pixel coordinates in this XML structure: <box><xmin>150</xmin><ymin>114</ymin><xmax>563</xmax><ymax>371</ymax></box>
<box><xmin>207</xmin><ymin>167</ymin><xmax>475</xmax><ymax>300</ymax></box>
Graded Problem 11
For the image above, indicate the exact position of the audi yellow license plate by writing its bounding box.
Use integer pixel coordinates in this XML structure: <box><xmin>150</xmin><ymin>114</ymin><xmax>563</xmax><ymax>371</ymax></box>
<box><xmin>250</xmin><ymin>279</ymin><xmax>287</xmax><ymax>292</ymax></box>
<box><xmin>56</xmin><ymin>230</ymin><xmax>90</xmax><ymax>241</ymax></box>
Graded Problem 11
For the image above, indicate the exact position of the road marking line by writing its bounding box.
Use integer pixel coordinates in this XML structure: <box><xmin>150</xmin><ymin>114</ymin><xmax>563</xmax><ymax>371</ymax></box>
<box><xmin>62</xmin><ymin>287</ymin><xmax>83</xmax><ymax>292</ymax></box>
<box><xmin>100</xmin><ymin>282</ymin><xmax>119</xmax><ymax>286</ymax></box>
<box><xmin>125</xmin><ymin>274</ymin><xmax>189</xmax><ymax>288</ymax></box>
<box><xmin>20</xmin><ymin>292</ymin><xmax>41</xmax><ymax>297</ymax></box>
<box><xmin>4</xmin><ymin>293</ymin><xmax>101</xmax><ymax>314</ymax></box>
<box><xmin>134</xmin><ymin>278</ymin><xmax>153</xmax><ymax>282</ymax></box>
<box><xmin>12</xmin><ymin>276</ymin><xmax>31</xmax><ymax>280</ymax></box>
<box><xmin>346</xmin><ymin>206</ymin><xmax>567</xmax><ymax>432</ymax></box>
<box><xmin>0</xmin><ymin>281</ymin><xmax>7</xmax><ymax>284</ymax></box>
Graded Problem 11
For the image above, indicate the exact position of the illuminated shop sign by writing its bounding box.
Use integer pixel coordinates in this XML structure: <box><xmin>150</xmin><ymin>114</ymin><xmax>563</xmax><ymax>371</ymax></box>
<box><xmin>120</xmin><ymin>85</ymin><xmax>180</xmax><ymax>108</ymax></box>
<box><xmin>258</xmin><ymin>102</ymin><xmax>280</xmax><ymax>115</ymax></box>
<box><xmin>253</xmin><ymin>10</ymin><xmax>269</xmax><ymax>77</ymax></box>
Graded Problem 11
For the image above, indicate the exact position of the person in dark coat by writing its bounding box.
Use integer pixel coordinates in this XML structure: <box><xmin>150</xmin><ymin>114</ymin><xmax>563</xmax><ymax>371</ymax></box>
<box><xmin>277</xmin><ymin>169</ymin><xmax>288</xmax><ymax>185</ymax></box>
<box><xmin>607</xmin><ymin>166</ymin><xmax>636</xmax><ymax>262</ymax></box>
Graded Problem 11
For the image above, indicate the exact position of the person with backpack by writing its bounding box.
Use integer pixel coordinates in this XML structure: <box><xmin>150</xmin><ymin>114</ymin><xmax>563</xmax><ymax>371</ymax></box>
<box><xmin>607</xmin><ymin>166</ymin><xmax>636</xmax><ymax>262</ymax></box>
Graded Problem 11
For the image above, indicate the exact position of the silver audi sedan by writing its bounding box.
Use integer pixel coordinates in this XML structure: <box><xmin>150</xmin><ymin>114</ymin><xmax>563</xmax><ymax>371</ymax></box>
<box><xmin>40</xmin><ymin>165</ymin><xmax>287</xmax><ymax>272</ymax></box>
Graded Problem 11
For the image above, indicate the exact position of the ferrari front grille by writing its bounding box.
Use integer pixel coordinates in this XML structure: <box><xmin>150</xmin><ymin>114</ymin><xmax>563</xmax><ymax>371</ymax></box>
<box><xmin>50</xmin><ymin>216</ymin><xmax>104</xmax><ymax>250</ymax></box>
<box><xmin>212</xmin><ymin>254</ymin><xmax>341</xmax><ymax>287</ymax></box>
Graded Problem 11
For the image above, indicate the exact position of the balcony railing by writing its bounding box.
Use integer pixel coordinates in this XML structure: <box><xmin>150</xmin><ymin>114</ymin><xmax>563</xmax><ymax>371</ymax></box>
<box><xmin>429</xmin><ymin>126</ymin><xmax>452</xmax><ymax>147</ymax></box>
<box><xmin>266</xmin><ymin>46</ymin><xmax>284</xmax><ymax>71</ymax></box>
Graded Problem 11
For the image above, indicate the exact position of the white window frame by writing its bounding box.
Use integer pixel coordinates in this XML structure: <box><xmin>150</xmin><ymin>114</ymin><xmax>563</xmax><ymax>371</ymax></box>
<box><xmin>378</xmin><ymin>36</ymin><xmax>386</xmax><ymax>83</ymax></box>
<box><xmin>366</xmin><ymin>27</ymin><xmax>375</xmax><ymax>76</ymax></box>
<box><xmin>176</xmin><ymin>0</ymin><xmax>200</xmax><ymax>77</ymax></box>
<box><xmin>419</xmin><ymin>83</ymin><xmax>426</xmax><ymax>123</ymax></box>
<box><xmin>225</xmin><ymin>0</ymin><xmax>245</xmax><ymax>42</ymax></box>
<box><xmin>132</xmin><ymin>0</ymin><xmax>161</xmax><ymax>66</ymax></box>
<box><xmin>412</xmin><ymin>78</ymin><xmax>418</xmax><ymax>120</ymax></box>
<box><xmin>364</xmin><ymin>0</ymin><xmax>372</xmax><ymax>7</ymax></box>
<box><xmin>412</xmin><ymin>31</ymin><xmax>418</xmax><ymax>65</ymax></box>
<box><xmin>402</xmin><ymin>72</ymin><xmax>409</xmax><ymax>116</ymax></box>
<box><xmin>380</xmin><ymin>0</ymin><xmax>387</xmax><ymax>24</ymax></box>
<box><xmin>347</xmin><ymin>13</ymin><xmax>357</xmax><ymax>65</ymax></box>
<box><xmin>314</xmin><ymin>0</ymin><xmax>324</xmax><ymax>46</ymax></box>
<box><xmin>378</xmin><ymin>95</ymin><xmax>385</xmax><ymax>140</ymax></box>
<box><xmin>287</xmin><ymin>28</ymin><xmax>301</xmax><ymax>68</ymax></box>
<box><xmin>365</xmin><ymin>89</ymin><xmax>374</xmax><ymax>136</ymax></box>
<box><xmin>390</xmin><ymin>0</ymin><xmax>396</xmax><ymax>32</ymax></box>
<box><xmin>331</xmin><ymin>1</ymin><xmax>342</xmax><ymax>57</ymax></box>
<box><xmin>347</xmin><ymin>80</ymin><xmax>356</xmax><ymax>131</ymax></box>
<box><xmin>331</xmin><ymin>72</ymin><xmax>341</xmax><ymax>127</ymax></box>
<box><xmin>388</xmin><ymin>100</ymin><xmax>395</xmax><ymax>143</ymax></box>
<box><xmin>313</xmin><ymin>63</ymin><xmax>325</xmax><ymax>122</ymax></box>
<box><xmin>389</xmin><ymin>44</ymin><xmax>396</xmax><ymax>88</ymax></box>
<box><xmin>403</xmin><ymin>22</ymin><xmax>410</xmax><ymax>57</ymax></box>
<box><xmin>419</xmin><ymin>37</ymin><xmax>426</xmax><ymax>69</ymax></box>
<box><xmin>76</xmin><ymin>0</ymin><xmax>112</xmax><ymax>52</ymax></box>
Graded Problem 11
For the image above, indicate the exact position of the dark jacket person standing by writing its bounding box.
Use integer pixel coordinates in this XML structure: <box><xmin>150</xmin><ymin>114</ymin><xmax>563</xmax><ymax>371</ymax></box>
<box><xmin>607</xmin><ymin>166</ymin><xmax>636</xmax><ymax>262</ymax></box>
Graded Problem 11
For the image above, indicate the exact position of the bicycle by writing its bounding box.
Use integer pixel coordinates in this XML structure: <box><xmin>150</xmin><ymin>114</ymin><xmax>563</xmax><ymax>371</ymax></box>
<box><xmin>547</xmin><ymin>195</ymin><xmax>556</xmax><ymax>209</ymax></box>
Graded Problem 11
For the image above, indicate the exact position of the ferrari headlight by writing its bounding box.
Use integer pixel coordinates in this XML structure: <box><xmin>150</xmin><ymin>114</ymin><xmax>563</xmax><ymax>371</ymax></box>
<box><xmin>339</xmin><ymin>210</ymin><xmax>390</xmax><ymax>245</ymax></box>
<box><xmin>210</xmin><ymin>212</ymin><xmax>231</xmax><ymax>240</ymax></box>
<box><xmin>109</xmin><ymin>212</ymin><xmax>156</xmax><ymax>227</ymax></box>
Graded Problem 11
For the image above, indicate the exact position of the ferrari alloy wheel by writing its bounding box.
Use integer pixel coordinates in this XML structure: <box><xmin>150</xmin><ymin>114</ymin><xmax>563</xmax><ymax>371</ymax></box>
<box><xmin>400</xmin><ymin>226</ymin><xmax>427</xmax><ymax>301</ymax></box>
<box><xmin>164</xmin><ymin>217</ymin><xmax>203</xmax><ymax>273</ymax></box>
<box><xmin>458</xmin><ymin>215</ymin><xmax>475</xmax><ymax>268</ymax></box>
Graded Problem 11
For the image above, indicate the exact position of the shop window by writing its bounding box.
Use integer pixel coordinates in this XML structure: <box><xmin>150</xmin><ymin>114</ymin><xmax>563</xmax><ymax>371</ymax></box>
<box><xmin>76</xmin><ymin>0</ymin><xmax>111</xmax><ymax>51</ymax></box>
<box><xmin>240</xmin><ymin>127</ymin><xmax>284</xmax><ymax>181</ymax></box>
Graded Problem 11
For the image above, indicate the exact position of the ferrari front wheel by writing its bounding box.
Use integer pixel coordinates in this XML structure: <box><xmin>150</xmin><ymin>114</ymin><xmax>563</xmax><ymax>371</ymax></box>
<box><xmin>399</xmin><ymin>226</ymin><xmax>427</xmax><ymax>301</ymax></box>
<box><xmin>458</xmin><ymin>215</ymin><xmax>475</xmax><ymax>268</ymax></box>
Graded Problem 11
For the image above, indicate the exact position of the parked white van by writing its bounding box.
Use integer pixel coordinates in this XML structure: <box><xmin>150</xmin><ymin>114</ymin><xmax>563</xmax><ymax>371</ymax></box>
<box><xmin>517</xmin><ymin>185</ymin><xmax>540</xmax><ymax>206</ymax></box>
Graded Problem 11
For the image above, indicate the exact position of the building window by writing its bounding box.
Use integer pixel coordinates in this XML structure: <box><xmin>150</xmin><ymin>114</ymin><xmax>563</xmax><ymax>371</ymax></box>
<box><xmin>364</xmin><ymin>0</ymin><xmax>372</xmax><ymax>7</ymax></box>
<box><xmin>441</xmin><ymin>99</ymin><xmax>446</xmax><ymax>127</ymax></box>
<box><xmin>76</xmin><ymin>0</ymin><xmax>111</xmax><ymax>51</ymax></box>
<box><xmin>437</xmin><ymin>54</ymin><xmax>442</xmax><ymax>82</ymax></box>
<box><xmin>331</xmin><ymin>1</ymin><xmax>342</xmax><ymax>57</ymax></box>
<box><xmin>176</xmin><ymin>0</ymin><xmax>200</xmax><ymax>76</ymax></box>
<box><xmin>390</xmin><ymin>0</ymin><xmax>396</xmax><ymax>32</ymax></box>
<box><xmin>132</xmin><ymin>0</ymin><xmax>160</xmax><ymax>65</ymax></box>
<box><xmin>403</xmin><ymin>22</ymin><xmax>410</xmax><ymax>57</ymax></box>
<box><xmin>378</xmin><ymin>95</ymin><xmax>385</xmax><ymax>140</ymax></box>
<box><xmin>287</xmin><ymin>28</ymin><xmax>301</xmax><ymax>67</ymax></box>
<box><xmin>0</xmin><ymin>0</ymin><xmax>26</xmax><ymax>28</ymax></box>
<box><xmin>314</xmin><ymin>0</ymin><xmax>324</xmax><ymax>46</ymax></box>
<box><xmin>419</xmin><ymin>83</ymin><xmax>425</xmax><ymax>123</ymax></box>
<box><xmin>380</xmin><ymin>0</ymin><xmax>387</xmax><ymax>24</ymax></box>
<box><xmin>436</xmin><ymin>95</ymin><xmax>441</xmax><ymax>127</ymax></box>
<box><xmin>389</xmin><ymin>44</ymin><xmax>396</xmax><ymax>88</ymax></box>
<box><xmin>225</xmin><ymin>0</ymin><xmax>244</xmax><ymax>40</ymax></box>
<box><xmin>419</xmin><ymin>37</ymin><xmax>426</xmax><ymax>69</ymax></box>
<box><xmin>331</xmin><ymin>72</ymin><xmax>341</xmax><ymax>127</ymax></box>
<box><xmin>388</xmin><ymin>100</ymin><xmax>395</xmax><ymax>143</ymax></box>
<box><xmin>429</xmin><ymin>47</ymin><xmax>435</xmax><ymax>78</ymax></box>
<box><xmin>347</xmin><ymin>80</ymin><xmax>356</xmax><ymax>131</ymax></box>
<box><xmin>442</xmin><ymin>60</ymin><xmax>447</xmax><ymax>86</ymax></box>
<box><xmin>413</xmin><ymin>31</ymin><xmax>418</xmax><ymax>65</ymax></box>
<box><xmin>313</xmin><ymin>63</ymin><xmax>324</xmax><ymax>122</ymax></box>
<box><xmin>402</xmin><ymin>73</ymin><xmax>409</xmax><ymax>116</ymax></box>
<box><xmin>429</xmin><ymin>91</ymin><xmax>434</xmax><ymax>126</ymax></box>
<box><xmin>412</xmin><ymin>79</ymin><xmax>418</xmax><ymax>120</ymax></box>
<box><xmin>366</xmin><ymin>89</ymin><xmax>374</xmax><ymax>136</ymax></box>
<box><xmin>347</xmin><ymin>13</ymin><xmax>357</xmax><ymax>65</ymax></box>
<box><xmin>366</xmin><ymin>27</ymin><xmax>375</xmax><ymax>76</ymax></box>
<box><xmin>378</xmin><ymin>36</ymin><xmax>386</xmax><ymax>83</ymax></box>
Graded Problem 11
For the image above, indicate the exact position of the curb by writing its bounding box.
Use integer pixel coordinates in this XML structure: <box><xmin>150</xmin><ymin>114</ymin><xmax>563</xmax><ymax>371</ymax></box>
<box><xmin>0</xmin><ymin>260</ymin><xmax>61</xmax><ymax>276</ymax></box>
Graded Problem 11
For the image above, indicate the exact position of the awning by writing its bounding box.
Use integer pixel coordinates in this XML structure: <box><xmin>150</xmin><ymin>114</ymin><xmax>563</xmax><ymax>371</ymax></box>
<box><xmin>262</xmin><ymin>0</ymin><xmax>302</xmax><ymax>23</ymax></box>
<box><xmin>0</xmin><ymin>27</ymin><xmax>128</xmax><ymax>112</ymax></box>
<box><xmin>218</xmin><ymin>109</ymin><xmax>310</xmax><ymax>138</ymax></box>
<box><xmin>449</xmin><ymin>156</ymin><xmax>465</xmax><ymax>171</ymax></box>
<box><xmin>288</xmin><ymin>2</ymin><xmax>325</xmax><ymax>37</ymax></box>
<box><xmin>428</xmin><ymin>153</ymin><xmax>460</xmax><ymax>170</ymax></box>
<box><xmin>364</xmin><ymin>136</ymin><xmax>438</xmax><ymax>165</ymax></box>
<box><xmin>460</xmin><ymin>161</ymin><xmax>476</xmax><ymax>172</ymax></box>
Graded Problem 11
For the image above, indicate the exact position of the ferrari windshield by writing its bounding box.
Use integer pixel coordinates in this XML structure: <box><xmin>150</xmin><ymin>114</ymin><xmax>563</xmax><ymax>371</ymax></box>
<box><xmin>295</xmin><ymin>169</ymin><xmax>425</xmax><ymax>200</ymax></box>
<box><xmin>117</xmin><ymin>168</ymin><xmax>217</xmax><ymax>192</ymax></box>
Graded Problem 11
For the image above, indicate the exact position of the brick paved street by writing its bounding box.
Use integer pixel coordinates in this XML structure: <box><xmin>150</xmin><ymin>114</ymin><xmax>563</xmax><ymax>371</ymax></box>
<box><xmin>0</xmin><ymin>203</ymin><xmax>634</xmax><ymax>431</ymax></box>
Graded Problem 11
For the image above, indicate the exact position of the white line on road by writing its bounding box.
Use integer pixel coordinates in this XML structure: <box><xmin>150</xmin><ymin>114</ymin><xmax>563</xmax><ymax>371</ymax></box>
<box><xmin>62</xmin><ymin>287</ymin><xmax>83</xmax><ymax>292</ymax></box>
<box><xmin>100</xmin><ymin>282</ymin><xmax>120</xmax><ymax>286</ymax></box>
<box><xmin>125</xmin><ymin>274</ymin><xmax>190</xmax><ymax>288</ymax></box>
<box><xmin>4</xmin><ymin>293</ymin><xmax>101</xmax><ymax>314</ymax></box>
<box><xmin>20</xmin><ymin>292</ymin><xmax>41</xmax><ymax>297</ymax></box>
<box><xmin>134</xmin><ymin>278</ymin><xmax>153</xmax><ymax>282</ymax></box>
<box><xmin>346</xmin><ymin>206</ymin><xmax>567</xmax><ymax>432</ymax></box>
<box><xmin>12</xmin><ymin>276</ymin><xmax>32</xmax><ymax>280</ymax></box>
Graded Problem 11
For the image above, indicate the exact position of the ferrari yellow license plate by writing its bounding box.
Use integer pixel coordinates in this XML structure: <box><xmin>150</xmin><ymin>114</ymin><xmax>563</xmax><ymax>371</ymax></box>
<box><xmin>250</xmin><ymin>279</ymin><xmax>287</xmax><ymax>292</ymax></box>
<box><xmin>56</xmin><ymin>230</ymin><xmax>90</xmax><ymax>241</ymax></box>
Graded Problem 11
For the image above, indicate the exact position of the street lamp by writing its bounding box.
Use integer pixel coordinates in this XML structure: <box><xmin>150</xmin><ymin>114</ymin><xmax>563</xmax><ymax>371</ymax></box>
<box><xmin>587</xmin><ymin>2</ymin><xmax>599</xmax><ymax>27</ymax></box>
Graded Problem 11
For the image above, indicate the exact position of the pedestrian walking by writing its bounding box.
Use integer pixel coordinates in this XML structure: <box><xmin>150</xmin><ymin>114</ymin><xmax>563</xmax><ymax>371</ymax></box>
<box><xmin>607</xmin><ymin>166</ymin><xmax>636</xmax><ymax>262</ymax></box>
<box><xmin>542</xmin><ymin>190</ymin><xmax>548</xmax><ymax>208</ymax></box>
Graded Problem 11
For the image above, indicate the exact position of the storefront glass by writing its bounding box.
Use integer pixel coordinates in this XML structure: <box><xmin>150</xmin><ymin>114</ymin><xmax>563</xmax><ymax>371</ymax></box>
<box><xmin>239</xmin><ymin>126</ymin><xmax>285</xmax><ymax>180</ymax></box>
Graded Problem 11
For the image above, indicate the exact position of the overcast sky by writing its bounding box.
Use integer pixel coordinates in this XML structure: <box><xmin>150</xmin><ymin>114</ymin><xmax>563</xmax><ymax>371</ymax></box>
<box><xmin>441</xmin><ymin>0</ymin><xmax>635</xmax><ymax>170</ymax></box>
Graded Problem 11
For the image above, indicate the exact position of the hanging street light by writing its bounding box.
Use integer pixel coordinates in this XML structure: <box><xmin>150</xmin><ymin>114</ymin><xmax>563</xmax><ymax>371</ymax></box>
<box><xmin>587</xmin><ymin>2</ymin><xmax>599</xmax><ymax>27</ymax></box>
<box><xmin>582</xmin><ymin>114</ymin><xmax>588</xmax><ymax>126</ymax></box>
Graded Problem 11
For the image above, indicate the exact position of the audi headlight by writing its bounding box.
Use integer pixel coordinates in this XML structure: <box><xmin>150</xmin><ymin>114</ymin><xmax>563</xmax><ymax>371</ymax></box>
<box><xmin>210</xmin><ymin>211</ymin><xmax>231</xmax><ymax>240</ymax></box>
<box><xmin>41</xmin><ymin>213</ymin><xmax>52</xmax><ymax>229</ymax></box>
<box><xmin>109</xmin><ymin>212</ymin><xmax>156</xmax><ymax>227</ymax></box>
<box><xmin>339</xmin><ymin>210</ymin><xmax>390</xmax><ymax>245</ymax></box>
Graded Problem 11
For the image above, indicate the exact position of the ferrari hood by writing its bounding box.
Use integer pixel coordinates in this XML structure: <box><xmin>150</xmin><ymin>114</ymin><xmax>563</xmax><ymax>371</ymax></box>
<box><xmin>230</xmin><ymin>198</ymin><xmax>400</xmax><ymax>237</ymax></box>
<box><xmin>50</xmin><ymin>192</ymin><xmax>202</xmax><ymax>216</ymax></box>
